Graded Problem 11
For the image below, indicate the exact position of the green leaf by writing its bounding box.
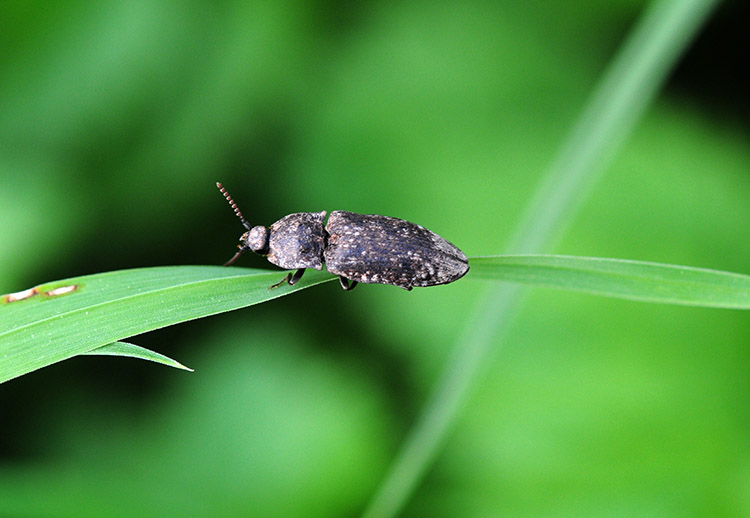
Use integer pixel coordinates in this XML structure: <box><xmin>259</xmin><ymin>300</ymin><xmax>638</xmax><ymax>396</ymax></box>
<box><xmin>3</xmin><ymin>255</ymin><xmax>744</xmax><ymax>387</ymax></box>
<box><xmin>84</xmin><ymin>341</ymin><xmax>193</xmax><ymax>372</ymax></box>
<box><xmin>0</xmin><ymin>266</ymin><xmax>335</xmax><ymax>384</ymax></box>
<box><xmin>470</xmin><ymin>255</ymin><xmax>750</xmax><ymax>309</ymax></box>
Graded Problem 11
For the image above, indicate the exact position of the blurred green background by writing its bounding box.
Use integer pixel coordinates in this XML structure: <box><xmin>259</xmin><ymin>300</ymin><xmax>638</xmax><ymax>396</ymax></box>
<box><xmin>1</xmin><ymin>1</ymin><xmax>748</xmax><ymax>516</ymax></box>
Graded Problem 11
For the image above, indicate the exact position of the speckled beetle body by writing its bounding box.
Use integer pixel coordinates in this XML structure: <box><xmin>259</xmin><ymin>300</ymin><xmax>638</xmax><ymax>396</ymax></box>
<box><xmin>217</xmin><ymin>183</ymin><xmax>469</xmax><ymax>291</ymax></box>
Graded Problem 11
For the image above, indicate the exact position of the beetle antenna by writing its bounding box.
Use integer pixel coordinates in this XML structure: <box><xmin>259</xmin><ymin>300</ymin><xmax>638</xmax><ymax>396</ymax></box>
<box><xmin>223</xmin><ymin>247</ymin><xmax>248</xmax><ymax>266</ymax></box>
<box><xmin>216</xmin><ymin>182</ymin><xmax>252</xmax><ymax>230</ymax></box>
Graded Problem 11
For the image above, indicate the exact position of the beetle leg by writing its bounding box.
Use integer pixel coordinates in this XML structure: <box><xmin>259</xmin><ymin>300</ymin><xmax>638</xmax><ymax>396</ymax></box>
<box><xmin>338</xmin><ymin>277</ymin><xmax>358</xmax><ymax>291</ymax></box>
<box><xmin>269</xmin><ymin>273</ymin><xmax>291</xmax><ymax>289</ymax></box>
<box><xmin>288</xmin><ymin>268</ymin><xmax>306</xmax><ymax>285</ymax></box>
<box><xmin>269</xmin><ymin>269</ymin><xmax>306</xmax><ymax>290</ymax></box>
<box><xmin>270</xmin><ymin>269</ymin><xmax>305</xmax><ymax>290</ymax></box>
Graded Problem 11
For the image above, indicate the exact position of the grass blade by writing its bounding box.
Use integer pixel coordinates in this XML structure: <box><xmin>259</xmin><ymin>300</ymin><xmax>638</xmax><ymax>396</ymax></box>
<box><xmin>0</xmin><ymin>266</ymin><xmax>334</xmax><ymax>384</ymax></box>
<box><xmin>362</xmin><ymin>1</ymin><xmax>722</xmax><ymax>516</ymax></box>
<box><xmin>470</xmin><ymin>255</ymin><xmax>750</xmax><ymax>309</ymax></box>
<box><xmin>84</xmin><ymin>341</ymin><xmax>194</xmax><ymax>372</ymax></box>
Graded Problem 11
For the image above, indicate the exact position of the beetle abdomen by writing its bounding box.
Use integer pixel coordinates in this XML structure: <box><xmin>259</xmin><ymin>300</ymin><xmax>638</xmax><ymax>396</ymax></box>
<box><xmin>324</xmin><ymin>211</ymin><xmax>469</xmax><ymax>290</ymax></box>
<box><xmin>268</xmin><ymin>211</ymin><xmax>327</xmax><ymax>270</ymax></box>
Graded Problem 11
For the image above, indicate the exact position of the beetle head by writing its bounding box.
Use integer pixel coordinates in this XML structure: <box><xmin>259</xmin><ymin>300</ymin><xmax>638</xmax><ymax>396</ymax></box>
<box><xmin>244</xmin><ymin>226</ymin><xmax>270</xmax><ymax>254</ymax></box>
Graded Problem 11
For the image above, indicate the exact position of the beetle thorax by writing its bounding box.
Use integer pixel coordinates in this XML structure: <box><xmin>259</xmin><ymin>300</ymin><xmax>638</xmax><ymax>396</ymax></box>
<box><xmin>244</xmin><ymin>226</ymin><xmax>270</xmax><ymax>254</ymax></box>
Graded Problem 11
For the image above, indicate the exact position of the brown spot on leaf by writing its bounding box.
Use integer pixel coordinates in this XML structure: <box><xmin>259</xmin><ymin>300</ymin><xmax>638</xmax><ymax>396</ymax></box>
<box><xmin>44</xmin><ymin>285</ymin><xmax>79</xmax><ymax>297</ymax></box>
<box><xmin>4</xmin><ymin>287</ymin><xmax>40</xmax><ymax>303</ymax></box>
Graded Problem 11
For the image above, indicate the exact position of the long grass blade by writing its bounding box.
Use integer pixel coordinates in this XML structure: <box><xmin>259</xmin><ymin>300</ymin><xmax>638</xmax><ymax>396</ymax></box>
<box><xmin>0</xmin><ymin>266</ymin><xmax>334</xmax><ymax>384</ymax></box>
<box><xmin>362</xmin><ymin>1</ymin><xmax>722</xmax><ymax>516</ymax></box>
<box><xmin>470</xmin><ymin>255</ymin><xmax>750</xmax><ymax>309</ymax></box>
<box><xmin>84</xmin><ymin>341</ymin><xmax>194</xmax><ymax>372</ymax></box>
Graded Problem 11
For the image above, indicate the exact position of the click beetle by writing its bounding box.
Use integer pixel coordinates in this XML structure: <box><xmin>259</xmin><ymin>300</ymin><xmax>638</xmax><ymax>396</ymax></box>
<box><xmin>217</xmin><ymin>182</ymin><xmax>469</xmax><ymax>291</ymax></box>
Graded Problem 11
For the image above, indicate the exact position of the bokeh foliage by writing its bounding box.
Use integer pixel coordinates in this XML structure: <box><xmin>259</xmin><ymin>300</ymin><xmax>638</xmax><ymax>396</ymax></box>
<box><xmin>1</xmin><ymin>1</ymin><xmax>748</xmax><ymax>516</ymax></box>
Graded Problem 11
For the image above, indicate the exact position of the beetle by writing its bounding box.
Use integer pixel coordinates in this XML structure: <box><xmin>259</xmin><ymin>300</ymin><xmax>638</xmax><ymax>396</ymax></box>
<box><xmin>217</xmin><ymin>182</ymin><xmax>469</xmax><ymax>291</ymax></box>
